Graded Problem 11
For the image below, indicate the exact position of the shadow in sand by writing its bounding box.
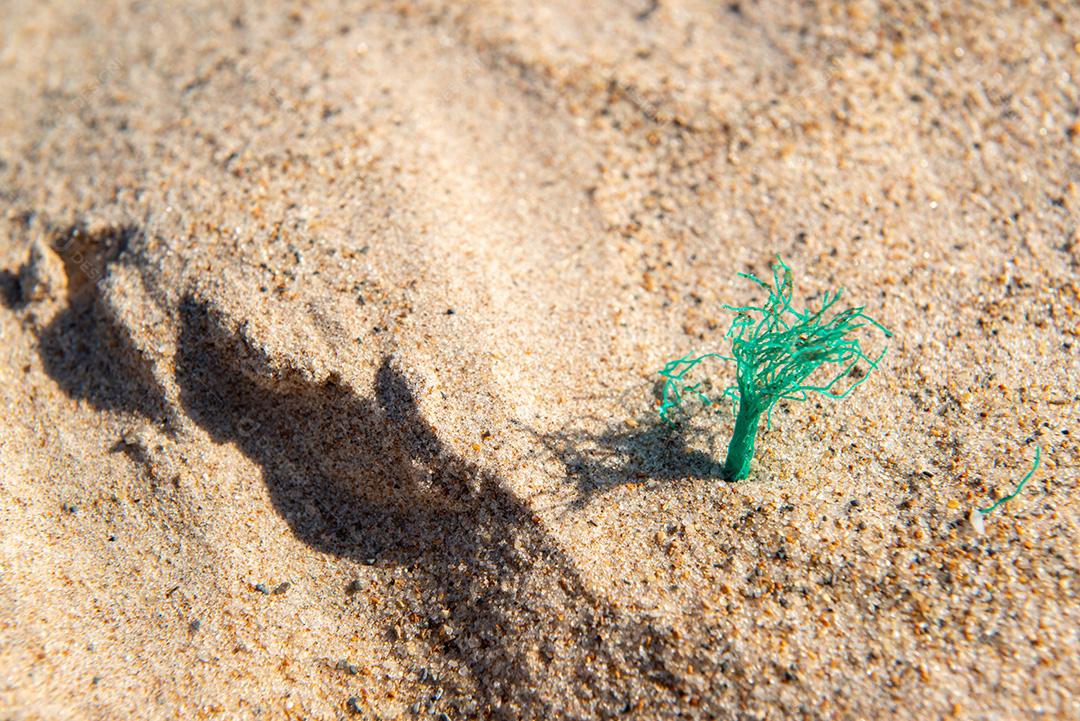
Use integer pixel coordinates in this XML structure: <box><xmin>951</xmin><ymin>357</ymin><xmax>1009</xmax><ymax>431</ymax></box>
<box><xmin>174</xmin><ymin>298</ymin><xmax>700</xmax><ymax>719</ymax></box>
<box><xmin>29</xmin><ymin>223</ymin><xmax>169</xmax><ymax>423</ymax></box>
<box><xmin>0</xmin><ymin>268</ymin><xmax>22</xmax><ymax>309</ymax></box>
<box><xmin>523</xmin><ymin>404</ymin><xmax>727</xmax><ymax>508</ymax></box>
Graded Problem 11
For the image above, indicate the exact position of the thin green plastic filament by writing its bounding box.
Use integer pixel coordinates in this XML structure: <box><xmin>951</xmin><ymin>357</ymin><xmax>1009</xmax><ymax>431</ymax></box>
<box><xmin>657</xmin><ymin>352</ymin><xmax>726</xmax><ymax>425</ymax></box>
<box><xmin>657</xmin><ymin>256</ymin><xmax>891</xmax><ymax>480</ymax></box>
<box><xmin>978</xmin><ymin>446</ymin><xmax>1041</xmax><ymax>515</ymax></box>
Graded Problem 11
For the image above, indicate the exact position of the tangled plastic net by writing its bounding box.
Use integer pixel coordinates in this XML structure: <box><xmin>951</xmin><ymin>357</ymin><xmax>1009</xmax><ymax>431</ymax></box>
<box><xmin>658</xmin><ymin>256</ymin><xmax>891</xmax><ymax>480</ymax></box>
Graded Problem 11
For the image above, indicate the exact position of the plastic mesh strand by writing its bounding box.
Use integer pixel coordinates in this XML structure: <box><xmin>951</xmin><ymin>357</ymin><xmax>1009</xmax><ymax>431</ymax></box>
<box><xmin>658</xmin><ymin>257</ymin><xmax>891</xmax><ymax>478</ymax></box>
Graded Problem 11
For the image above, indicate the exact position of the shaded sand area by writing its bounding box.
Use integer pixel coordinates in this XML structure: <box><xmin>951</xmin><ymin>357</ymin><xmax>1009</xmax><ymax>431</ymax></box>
<box><xmin>1</xmin><ymin>1</ymin><xmax>1078</xmax><ymax>718</ymax></box>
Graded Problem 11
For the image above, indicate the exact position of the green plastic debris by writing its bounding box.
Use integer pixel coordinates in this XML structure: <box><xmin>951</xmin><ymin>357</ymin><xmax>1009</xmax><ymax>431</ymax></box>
<box><xmin>658</xmin><ymin>256</ymin><xmax>891</xmax><ymax>480</ymax></box>
<box><xmin>978</xmin><ymin>446</ymin><xmax>1041</xmax><ymax>515</ymax></box>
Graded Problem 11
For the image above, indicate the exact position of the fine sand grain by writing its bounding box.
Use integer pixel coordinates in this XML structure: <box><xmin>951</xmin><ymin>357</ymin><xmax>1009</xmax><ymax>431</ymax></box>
<box><xmin>1</xmin><ymin>2</ymin><xmax>1078</xmax><ymax>719</ymax></box>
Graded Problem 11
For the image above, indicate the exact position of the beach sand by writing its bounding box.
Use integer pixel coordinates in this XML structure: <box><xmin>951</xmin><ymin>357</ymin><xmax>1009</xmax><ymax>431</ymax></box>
<box><xmin>1</xmin><ymin>1</ymin><xmax>1077</xmax><ymax>718</ymax></box>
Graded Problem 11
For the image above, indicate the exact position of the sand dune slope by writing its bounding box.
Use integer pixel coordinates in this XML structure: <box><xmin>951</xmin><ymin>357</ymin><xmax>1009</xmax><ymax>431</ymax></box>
<box><xmin>1</xmin><ymin>1</ymin><xmax>1078</xmax><ymax>719</ymax></box>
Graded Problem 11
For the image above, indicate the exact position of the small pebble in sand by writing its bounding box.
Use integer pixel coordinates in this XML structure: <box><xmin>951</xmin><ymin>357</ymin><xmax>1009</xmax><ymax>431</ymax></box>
<box><xmin>969</xmin><ymin>508</ymin><xmax>986</xmax><ymax>535</ymax></box>
<box><xmin>335</xmin><ymin>659</ymin><xmax>359</xmax><ymax>675</ymax></box>
<box><xmin>345</xmin><ymin>696</ymin><xmax>363</xmax><ymax>715</ymax></box>
<box><xmin>189</xmin><ymin>619</ymin><xmax>201</xmax><ymax>633</ymax></box>
<box><xmin>255</xmin><ymin>583</ymin><xmax>270</xmax><ymax>594</ymax></box>
<box><xmin>272</xmin><ymin>582</ymin><xmax>291</xmax><ymax>595</ymax></box>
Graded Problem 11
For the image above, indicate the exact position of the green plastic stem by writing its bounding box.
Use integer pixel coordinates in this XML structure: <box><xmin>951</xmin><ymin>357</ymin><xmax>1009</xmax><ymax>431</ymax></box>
<box><xmin>723</xmin><ymin>401</ymin><xmax>761</xmax><ymax>480</ymax></box>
